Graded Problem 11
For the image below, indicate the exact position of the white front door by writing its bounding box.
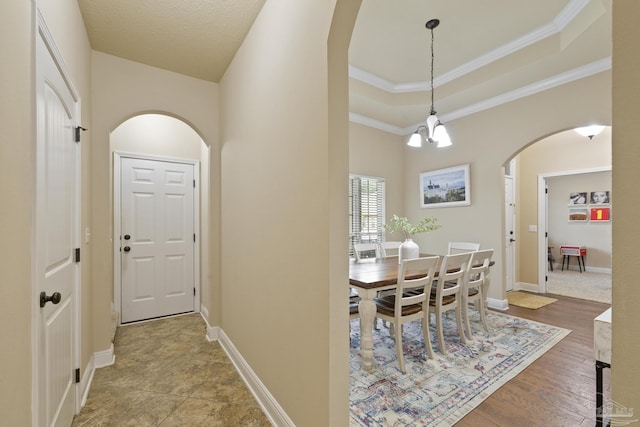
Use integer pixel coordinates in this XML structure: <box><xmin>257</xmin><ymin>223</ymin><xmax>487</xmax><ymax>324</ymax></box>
<box><xmin>35</xmin><ymin>22</ymin><xmax>80</xmax><ymax>427</ymax></box>
<box><xmin>505</xmin><ymin>175</ymin><xmax>516</xmax><ymax>291</ymax></box>
<box><xmin>120</xmin><ymin>157</ymin><xmax>196</xmax><ymax>323</ymax></box>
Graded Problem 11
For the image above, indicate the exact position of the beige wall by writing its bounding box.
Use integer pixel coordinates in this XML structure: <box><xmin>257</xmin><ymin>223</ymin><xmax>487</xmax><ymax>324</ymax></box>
<box><xmin>349</xmin><ymin>123</ymin><xmax>405</xmax><ymax>226</ymax></box>
<box><xmin>91</xmin><ymin>52</ymin><xmax>220</xmax><ymax>350</ymax></box>
<box><xmin>111</xmin><ymin>114</ymin><xmax>204</xmax><ymax>160</ymax></box>
<box><xmin>0</xmin><ymin>2</ymin><xmax>34</xmax><ymax>424</ymax></box>
<box><xmin>218</xmin><ymin>0</ymin><xmax>358</xmax><ymax>424</ymax></box>
<box><xmin>516</xmin><ymin>128</ymin><xmax>612</xmax><ymax>283</ymax></box>
<box><xmin>612</xmin><ymin>0</ymin><xmax>640</xmax><ymax>414</ymax></box>
<box><xmin>398</xmin><ymin>71</ymin><xmax>610</xmax><ymax>303</ymax></box>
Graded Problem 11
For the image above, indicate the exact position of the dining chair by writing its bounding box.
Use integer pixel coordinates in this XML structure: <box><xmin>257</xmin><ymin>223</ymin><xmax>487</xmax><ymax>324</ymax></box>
<box><xmin>462</xmin><ymin>249</ymin><xmax>494</xmax><ymax>340</ymax></box>
<box><xmin>447</xmin><ymin>241</ymin><xmax>480</xmax><ymax>255</ymax></box>
<box><xmin>374</xmin><ymin>256</ymin><xmax>439</xmax><ymax>373</ymax></box>
<box><xmin>353</xmin><ymin>242</ymin><xmax>380</xmax><ymax>262</ymax></box>
<box><xmin>429</xmin><ymin>252</ymin><xmax>472</xmax><ymax>355</ymax></box>
<box><xmin>379</xmin><ymin>241</ymin><xmax>402</xmax><ymax>258</ymax></box>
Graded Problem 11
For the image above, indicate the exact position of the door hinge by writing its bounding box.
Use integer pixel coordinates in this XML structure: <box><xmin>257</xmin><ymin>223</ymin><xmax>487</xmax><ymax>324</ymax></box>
<box><xmin>193</xmin><ymin>179</ymin><xmax>195</xmax><ymax>188</ymax></box>
<box><xmin>75</xmin><ymin>248</ymin><xmax>81</xmax><ymax>263</ymax></box>
<box><xmin>75</xmin><ymin>368</ymin><xmax>80</xmax><ymax>384</ymax></box>
<box><xmin>74</xmin><ymin>126</ymin><xmax>87</xmax><ymax>143</ymax></box>
<box><xmin>194</xmin><ymin>233</ymin><xmax>196</xmax><ymax>243</ymax></box>
<box><xmin>545</xmin><ymin>275</ymin><xmax>548</xmax><ymax>282</ymax></box>
<box><xmin>193</xmin><ymin>287</ymin><xmax>196</xmax><ymax>296</ymax></box>
<box><xmin>545</xmin><ymin>231</ymin><xmax>548</xmax><ymax>238</ymax></box>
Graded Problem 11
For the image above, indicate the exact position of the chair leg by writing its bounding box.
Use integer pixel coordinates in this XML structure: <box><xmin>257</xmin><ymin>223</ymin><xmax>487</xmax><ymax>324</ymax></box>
<box><xmin>463</xmin><ymin>302</ymin><xmax>474</xmax><ymax>340</ymax></box>
<box><xmin>455</xmin><ymin>305</ymin><xmax>466</xmax><ymax>345</ymax></box>
<box><xmin>477</xmin><ymin>299</ymin><xmax>490</xmax><ymax>333</ymax></box>
<box><xmin>421</xmin><ymin>315</ymin><xmax>434</xmax><ymax>359</ymax></box>
<box><xmin>435</xmin><ymin>308</ymin><xmax>447</xmax><ymax>355</ymax></box>
<box><xmin>394</xmin><ymin>322</ymin><xmax>406</xmax><ymax>374</ymax></box>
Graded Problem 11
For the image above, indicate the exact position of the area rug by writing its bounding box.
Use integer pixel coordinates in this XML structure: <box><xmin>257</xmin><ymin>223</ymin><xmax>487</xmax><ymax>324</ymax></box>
<box><xmin>506</xmin><ymin>291</ymin><xmax>557</xmax><ymax>309</ymax></box>
<box><xmin>349</xmin><ymin>311</ymin><xmax>570</xmax><ymax>426</ymax></box>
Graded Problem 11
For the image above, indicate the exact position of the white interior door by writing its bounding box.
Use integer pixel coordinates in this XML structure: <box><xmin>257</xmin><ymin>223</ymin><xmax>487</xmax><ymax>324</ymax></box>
<box><xmin>120</xmin><ymin>157</ymin><xmax>195</xmax><ymax>323</ymax></box>
<box><xmin>35</xmin><ymin>22</ymin><xmax>80</xmax><ymax>427</ymax></box>
<box><xmin>505</xmin><ymin>175</ymin><xmax>516</xmax><ymax>291</ymax></box>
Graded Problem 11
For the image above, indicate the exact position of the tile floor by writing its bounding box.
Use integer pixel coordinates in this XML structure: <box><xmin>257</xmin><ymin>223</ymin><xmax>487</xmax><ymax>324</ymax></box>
<box><xmin>71</xmin><ymin>313</ymin><xmax>272</xmax><ymax>426</ymax></box>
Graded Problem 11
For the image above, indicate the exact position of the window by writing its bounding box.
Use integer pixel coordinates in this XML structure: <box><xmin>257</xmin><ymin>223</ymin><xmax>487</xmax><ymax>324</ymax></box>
<box><xmin>349</xmin><ymin>175</ymin><xmax>385</xmax><ymax>257</ymax></box>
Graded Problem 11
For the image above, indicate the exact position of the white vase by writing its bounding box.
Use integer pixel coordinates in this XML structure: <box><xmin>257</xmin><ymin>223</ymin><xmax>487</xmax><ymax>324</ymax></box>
<box><xmin>399</xmin><ymin>238</ymin><xmax>419</xmax><ymax>263</ymax></box>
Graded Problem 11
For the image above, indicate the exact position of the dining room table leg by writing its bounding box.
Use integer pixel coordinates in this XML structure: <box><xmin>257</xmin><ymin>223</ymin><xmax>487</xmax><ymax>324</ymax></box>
<box><xmin>357</xmin><ymin>288</ymin><xmax>378</xmax><ymax>371</ymax></box>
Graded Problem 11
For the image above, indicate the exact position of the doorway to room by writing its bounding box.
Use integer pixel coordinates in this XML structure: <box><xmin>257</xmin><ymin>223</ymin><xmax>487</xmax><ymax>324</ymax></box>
<box><xmin>111</xmin><ymin>114</ymin><xmax>209</xmax><ymax>324</ymax></box>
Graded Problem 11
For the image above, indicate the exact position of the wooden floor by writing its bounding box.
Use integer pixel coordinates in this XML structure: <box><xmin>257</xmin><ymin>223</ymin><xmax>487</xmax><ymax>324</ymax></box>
<box><xmin>456</xmin><ymin>292</ymin><xmax>610</xmax><ymax>427</ymax></box>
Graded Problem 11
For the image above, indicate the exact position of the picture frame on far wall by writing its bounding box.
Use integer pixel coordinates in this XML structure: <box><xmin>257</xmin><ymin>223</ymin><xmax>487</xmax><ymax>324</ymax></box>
<box><xmin>568</xmin><ymin>192</ymin><xmax>588</xmax><ymax>205</ymax></box>
<box><xmin>590</xmin><ymin>191</ymin><xmax>610</xmax><ymax>205</ymax></box>
<box><xmin>590</xmin><ymin>206</ymin><xmax>611</xmax><ymax>222</ymax></box>
<box><xmin>420</xmin><ymin>163</ymin><xmax>470</xmax><ymax>208</ymax></box>
<box><xmin>568</xmin><ymin>208</ymin><xmax>589</xmax><ymax>222</ymax></box>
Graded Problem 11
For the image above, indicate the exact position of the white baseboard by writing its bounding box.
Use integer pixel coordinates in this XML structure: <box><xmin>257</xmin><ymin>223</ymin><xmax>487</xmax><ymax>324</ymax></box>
<box><xmin>488</xmin><ymin>297</ymin><xmax>509</xmax><ymax>311</ymax></box>
<box><xmin>218</xmin><ymin>329</ymin><xmax>294</xmax><ymax>427</ymax></box>
<box><xmin>94</xmin><ymin>344</ymin><xmax>115</xmax><ymax>368</ymax></box>
<box><xmin>515</xmin><ymin>282</ymin><xmax>539</xmax><ymax>293</ymax></box>
<box><xmin>199</xmin><ymin>306</ymin><xmax>221</xmax><ymax>341</ymax></box>
<box><xmin>78</xmin><ymin>355</ymin><xmax>96</xmax><ymax>408</ymax></box>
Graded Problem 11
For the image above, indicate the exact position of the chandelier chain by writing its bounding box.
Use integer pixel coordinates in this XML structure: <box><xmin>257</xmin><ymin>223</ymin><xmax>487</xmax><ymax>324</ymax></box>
<box><xmin>430</xmin><ymin>25</ymin><xmax>436</xmax><ymax>116</ymax></box>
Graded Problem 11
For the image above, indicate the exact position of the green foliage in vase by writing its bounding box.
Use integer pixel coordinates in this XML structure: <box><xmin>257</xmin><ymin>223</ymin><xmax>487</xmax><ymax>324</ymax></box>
<box><xmin>384</xmin><ymin>214</ymin><xmax>441</xmax><ymax>240</ymax></box>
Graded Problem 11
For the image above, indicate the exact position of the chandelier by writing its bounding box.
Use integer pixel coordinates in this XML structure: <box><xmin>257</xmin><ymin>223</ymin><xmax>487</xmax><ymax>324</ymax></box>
<box><xmin>408</xmin><ymin>19</ymin><xmax>452</xmax><ymax>148</ymax></box>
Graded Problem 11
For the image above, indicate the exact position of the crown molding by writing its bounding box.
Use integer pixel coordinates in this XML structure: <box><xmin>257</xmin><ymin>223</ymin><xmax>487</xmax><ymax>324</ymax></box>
<box><xmin>358</xmin><ymin>57</ymin><xmax>611</xmax><ymax>136</ymax></box>
<box><xmin>349</xmin><ymin>0</ymin><xmax>591</xmax><ymax>94</ymax></box>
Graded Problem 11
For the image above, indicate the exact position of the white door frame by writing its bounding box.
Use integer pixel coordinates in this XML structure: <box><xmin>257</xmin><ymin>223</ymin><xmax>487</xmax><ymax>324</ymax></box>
<box><xmin>33</xmin><ymin>10</ymin><xmax>82</xmax><ymax>424</ymax></box>
<box><xmin>113</xmin><ymin>152</ymin><xmax>200</xmax><ymax>325</ymax></box>
<box><xmin>536</xmin><ymin>165</ymin><xmax>611</xmax><ymax>293</ymax></box>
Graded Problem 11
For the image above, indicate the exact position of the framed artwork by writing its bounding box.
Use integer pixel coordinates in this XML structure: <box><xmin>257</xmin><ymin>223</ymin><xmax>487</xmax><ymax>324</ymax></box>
<box><xmin>590</xmin><ymin>191</ymin><xmax>610</xmax><ymax>205</ymax></box>
<box><xmin>568</xmin><ymin>192</ymin><xmax>588</xmax><ymax>206</ymax></box>
<box><xmin>590</xmin><ymin>207</ymin><xmax>611</xmax><ymax>222</ymax></box>
<box><xmin>420</xmin><ymin>164</ymin><xmax>470</xmax><ymax>208</ymax></box>
<box><xmin>568</xmin><ymin>208</ymin><xmax>588</xmax><ymax>222</ymax></box>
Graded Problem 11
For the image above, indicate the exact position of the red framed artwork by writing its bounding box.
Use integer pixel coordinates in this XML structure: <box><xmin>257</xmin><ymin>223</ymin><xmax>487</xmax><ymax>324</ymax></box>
<box><xmin>590</xmin><ymin>207</ymin><xmax>611</xmax><ymax>222</ymax></box>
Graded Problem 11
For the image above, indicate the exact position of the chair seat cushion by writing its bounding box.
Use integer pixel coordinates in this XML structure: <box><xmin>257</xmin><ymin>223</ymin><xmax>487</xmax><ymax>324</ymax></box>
<box><xmin>374</xmin><ymin>295</ymin><xmax>423</xmax><ymax>317</ymax></box>
<box><xmin>468</xmin><ymin>288</ymin><xmax>479</xmax><ymax>297</ymax></box>
<box><xmin>429</xmin><ymin>294</ymin><xmax>456</xmax><ymax>306</ymax></box>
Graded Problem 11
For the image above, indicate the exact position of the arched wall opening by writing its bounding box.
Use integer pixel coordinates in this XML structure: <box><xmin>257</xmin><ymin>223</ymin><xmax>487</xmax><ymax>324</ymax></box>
<box><xmin>109</xmin><ymin>113</ymin><xmax>211</xmax><ymax>328</ymax></box>
<box><xmin>504</xmin><ymin>126</ymin><xmax>612</xmax><ymax>295</ymax></box>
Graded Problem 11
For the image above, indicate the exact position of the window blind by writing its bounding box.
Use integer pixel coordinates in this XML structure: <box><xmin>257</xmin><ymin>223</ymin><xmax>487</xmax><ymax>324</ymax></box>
<box><xmin>349</xmin><ymin>175</ymin><xmax>385</xmax><ymax>257</ymax></box>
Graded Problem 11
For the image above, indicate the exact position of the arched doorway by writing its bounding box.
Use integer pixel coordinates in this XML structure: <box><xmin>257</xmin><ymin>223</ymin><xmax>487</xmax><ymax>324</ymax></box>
<box><xmin>111</xmin><ymin>113</ymin><xmax>210</xmax><ymax>324</ymax></box>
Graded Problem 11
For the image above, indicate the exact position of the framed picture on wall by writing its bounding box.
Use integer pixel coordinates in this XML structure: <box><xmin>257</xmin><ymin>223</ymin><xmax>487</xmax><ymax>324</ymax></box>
<box><xmin>590</xmin><ymin>206</ymin><xmax>611</xmax><ymax>222</ymax></box>
<box><xmin>568</xmin><ymin>208</ymin><xmax>588</xmax><ymax>222</ymax></box>
<box><xmin>419</xmin><ymin>164</ymin><xmax>470</xmax><ymax>208</ymax></box>
<box><xmin>589</xmin><ymin>191</ymin><xmax>610</xmax><ymax>205</ymax></box>
<box><xmin>568</xmin><ymin>192</ymin><xmax>588</xmax><ymax>206</ymax></box>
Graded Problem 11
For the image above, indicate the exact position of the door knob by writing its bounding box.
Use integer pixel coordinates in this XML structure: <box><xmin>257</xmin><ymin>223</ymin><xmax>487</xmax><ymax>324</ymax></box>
<box><xmin>509</xmin><ymin>238</ymin><xmax>516</xmax><ymax>242</ymax></box>
<box><xmin>123</xmin><ymin>246</ymin><xmax>131</xmax><ymax>252</ymax></box>
<box><xmin>40</xmin><ymin>291</ymin><xmax>61</xmax><ymax>308</ymax></box>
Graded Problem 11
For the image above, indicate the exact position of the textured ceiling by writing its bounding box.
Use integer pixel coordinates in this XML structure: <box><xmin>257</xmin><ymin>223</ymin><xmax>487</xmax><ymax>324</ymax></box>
<box><xmin>78</xmin><ymin>0</ymin><xmax>611</xmax><ymax>134</ymax></box>
<box><xmin>78</xmin><ymin>0</ymin><xmax>266</xmax><ymax>82</ymax></box>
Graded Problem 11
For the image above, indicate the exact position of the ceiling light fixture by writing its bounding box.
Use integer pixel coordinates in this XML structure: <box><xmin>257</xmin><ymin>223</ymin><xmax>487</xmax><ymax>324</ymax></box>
<box><xmin>408</xmin><ymin>19</ymin><xmax>452</xmax><ymax>149</ymax></box>
<box><xmin>574</xmin><ymin>125</ymin><xmax>605</xmax><ymax>140</ymax></box>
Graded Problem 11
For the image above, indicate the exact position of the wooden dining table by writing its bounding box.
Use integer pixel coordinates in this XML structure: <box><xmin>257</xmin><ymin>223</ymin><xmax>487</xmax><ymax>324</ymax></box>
<box><xmin>349</xmin><ymin>254</ymin><xmax>493</xmax><ymax>371</ymax></box>
<box><xmin>349</xmin><ymin>255</ymin><xmax>438</xmax><ymax>371</ymax></box>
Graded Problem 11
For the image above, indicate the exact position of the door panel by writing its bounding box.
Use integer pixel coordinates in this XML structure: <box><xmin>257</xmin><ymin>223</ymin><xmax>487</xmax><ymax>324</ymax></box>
<box><xmin>505</xmin><ymin>175</ymin><xmax>516</xmax><ymax>291</ymax></box>
<box><xmin>36</xmin><ymin>29</ymin><xmax>79</xmax><ymax>427</ymax></box>
<box><xmin>121</xmin><ymin>158</ymin><xmax>195</xmax><ymax>323</ymax></box>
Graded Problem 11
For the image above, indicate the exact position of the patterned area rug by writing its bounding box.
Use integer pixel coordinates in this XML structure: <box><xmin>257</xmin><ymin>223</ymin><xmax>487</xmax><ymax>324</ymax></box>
<box><xmin>349</xmin><ymin>311</ymin><xmax>570</xmax><ymax>426</ymax></box>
